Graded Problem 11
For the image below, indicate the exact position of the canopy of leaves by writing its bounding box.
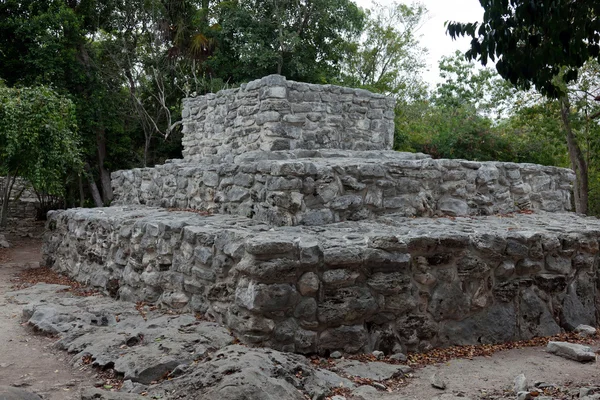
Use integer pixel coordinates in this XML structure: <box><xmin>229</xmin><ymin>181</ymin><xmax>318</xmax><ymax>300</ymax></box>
<box><xmin>395</xmin><ymin>52</ymin><xmax>566</xmax><ymax>167</ymax></box>
<box><xmin>446</xmin><ymin>0</ymin><xmax>600</xmax><ymax>97</ymax></box>
<box><xmin>0</xmin><ymin>86</ymin><xmax>82</xmax><ymax>195</ymax></box>
<box><xmin>212</xmin><ymin>0</ymin><xmax>365</xmax><ymax>83</ymax></box>
<box><xmin>339</xmin><ymin>1</ymin><xmax>427</xmax><ymax>99</ymax></box>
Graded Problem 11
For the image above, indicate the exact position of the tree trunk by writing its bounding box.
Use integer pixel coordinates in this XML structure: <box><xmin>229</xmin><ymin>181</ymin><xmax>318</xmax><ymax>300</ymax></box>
<box><xmin>78</xmin><ymin>174</ymin><xmax>85</xmax><ymax>208</ymax></box>
<box><xmin>0</xmin><ymin>174</ymin><xmax>17</xmax><ymax>228</ymax></box>
<box><xmin>96</xmin><ymin>128</ymin><xmax>113</xmax><ymax>204</ymax></box>
<box><xmin>84</xmin><ymin>163</ymin><xmax>104</xmax><ymax>207</ymax></box>
<box><xmin>560</xmin><ymin>96</ymin><xmax>588</xmax><ymax>214</ymax></box>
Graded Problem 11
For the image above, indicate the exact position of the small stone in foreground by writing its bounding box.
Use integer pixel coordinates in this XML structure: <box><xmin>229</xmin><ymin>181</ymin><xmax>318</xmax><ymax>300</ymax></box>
<box><xmin>372</xmin><ymin>350</ymin><xmax>384</xmax><ymax>360</ymax></box>
<box><xmin>430</xmin><ymin>372</ymin><xmax>447</xmax><ymax>390</ymax></box>
<box><xmin>337</xmin><ymin>360</ymin><xmax>408</xmax><ymax>381</ymax></box>
<box><xmin>389</xmin><ymin>352</ymin><xmax>407</xmax><ymax>362</ymax></box>
<box><xmin>330</xmin><ymin>351</ymin><xmax>343</xmax><ymax>359</ymax></box>
<box><xmin>546</xmin><ymin>341</ymin><xmax>596</xmax><ymax>362</ymax></box>
<box><xmin>513</xmin><ymin>373</ymin><xmax>528</xmax><ymax>393</ymax></box>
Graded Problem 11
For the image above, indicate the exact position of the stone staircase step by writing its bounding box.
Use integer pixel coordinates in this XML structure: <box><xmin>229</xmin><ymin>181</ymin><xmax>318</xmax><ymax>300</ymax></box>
<box><xmin>111</xmin><ymin>150</ymin><xmax>574</xmax><ymax>226</ymax></box>
<box><xmin>44</xmin><ymin>206</ymin><xmax>600</xmax><ymax>354</ymax></box>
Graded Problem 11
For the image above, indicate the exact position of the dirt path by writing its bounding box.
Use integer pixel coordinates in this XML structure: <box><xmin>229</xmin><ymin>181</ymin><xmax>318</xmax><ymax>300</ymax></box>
<box><xmin>380</xmin><ymin>344</ymin><xmax>600</xmax><ymax>399</ymax></box>
<box><xmin>0</xmin><ymin>238</ymin><xmax>98</xmax><ymax>399</ymax></box>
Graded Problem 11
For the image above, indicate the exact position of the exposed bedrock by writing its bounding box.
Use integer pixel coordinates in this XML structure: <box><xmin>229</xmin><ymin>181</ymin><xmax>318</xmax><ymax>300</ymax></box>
<box><xmin>44</xmin><ymin>206</ymin><xmax>600</xmax><ymax>355</ymax></box>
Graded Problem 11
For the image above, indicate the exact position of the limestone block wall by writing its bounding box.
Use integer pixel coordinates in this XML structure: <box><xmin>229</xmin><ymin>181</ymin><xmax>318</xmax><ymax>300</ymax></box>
<box><xmin>0</xmin><ymin>177</ymin><xmax>39</xmax><ymax>220</ymax></box>
<box><xmin>112</xmin><ymin>150</ymin><xmax>575</xmax><ymax>225</ymax></box>
<box><xmin>180</xmin><ymin>75</ymin><xmax>396</xmax><ymax>161</ymax></box>
<box><xmin>44</xmin><ymin>207</ymin><xmax>600</xmax><ymax>354</ymax></box>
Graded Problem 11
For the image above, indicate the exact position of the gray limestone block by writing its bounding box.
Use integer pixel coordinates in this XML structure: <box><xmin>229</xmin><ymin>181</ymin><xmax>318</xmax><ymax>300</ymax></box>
<box><xmin>519</xmin><ymin>287</ymin><xmax>560</xmax><ymax>338</ymax></box>
<box><xmin>546</xmin><ymin>341</ymin><xmax>596</xmax><ymax>362</ymax></box>
<box><xmin>560</xmin><ymin>277</ymin><xmax>597</xmax><ymax>329</ymax></box>
<box><xmin>439</xmin><ymin>302</ymin><xmax>517</xmax><ymax>346</ymax></box>
<box><xmin>318</xmin><ymin>325</ymin><xmax>368</xmax><ymax>353</ymax></box>
<box><xmin>235</xmin><ymin>279</ymin><xmax>298</xmax><ymax>312</ymax></box>
<box><xmin>318</xmin><ymin>286</ymin><xmax>378</xmax><ymax>325</ymax></box>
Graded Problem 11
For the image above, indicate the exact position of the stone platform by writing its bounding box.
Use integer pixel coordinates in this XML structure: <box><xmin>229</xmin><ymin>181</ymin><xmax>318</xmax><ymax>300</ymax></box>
<box><xmin>44</xmin><ymin>206</ymin><xmax>600</xmax><ymax>354</ymax></box>
<box><xmin>112</xmin><ymin>149</ymin><xmax>574</xmax><ymax>225</ymax></box>
<box><xmin>43</xmin><ymin>75</ymin><xmax>592</xmax><ymax>355</ymax></box>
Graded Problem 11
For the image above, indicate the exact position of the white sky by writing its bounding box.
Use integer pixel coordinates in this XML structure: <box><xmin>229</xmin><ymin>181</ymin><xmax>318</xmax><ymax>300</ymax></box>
<box><xmin>355</xmin><ymin>0</ymin><xmax>486</xmax><ymax>88</ymax></box>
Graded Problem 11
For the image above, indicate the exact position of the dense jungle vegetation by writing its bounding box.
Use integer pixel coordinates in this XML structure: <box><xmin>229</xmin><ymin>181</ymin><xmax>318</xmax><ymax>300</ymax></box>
<box><xmin>1</xmin><ymin>0</ymin><xmax>599</xmax><ymax>223</ymax></box>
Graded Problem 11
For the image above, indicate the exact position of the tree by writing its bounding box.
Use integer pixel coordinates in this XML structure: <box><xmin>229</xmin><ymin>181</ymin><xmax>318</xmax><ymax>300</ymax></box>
<box><xmin>339</xmin><ymin>1</ymin><xmax>428</xmax><ymax>100</ymax></box>
<box><xmin>447</xmin><ymin>0</ymin><xmax>600</xmax><ymax>213</ymax></box>
<box><xmin>446</xmin><ymin>0</ymin><xmax>600</xmax><ymax>98</ymax></box>
<box><xmin>396</xmin><ymin>52</ymin><xmax>565</xmax><ymax>167</ymax></box>
<box><xmin>0</xmin><ymin>85</ymin><xmax>81</xmax><ymax>227</ymax></box>
<box><xmin>212</xmin><ymin>0</ymin><xmax>366</xmax><ymax>83</ymax></box>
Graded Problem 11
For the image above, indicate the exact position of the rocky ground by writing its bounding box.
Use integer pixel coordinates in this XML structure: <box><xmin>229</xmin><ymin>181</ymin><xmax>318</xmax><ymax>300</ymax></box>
<box><xmin>0</xmin><ymin>229</ymin><xmax>600</xmax><ymax>400</ymax></box>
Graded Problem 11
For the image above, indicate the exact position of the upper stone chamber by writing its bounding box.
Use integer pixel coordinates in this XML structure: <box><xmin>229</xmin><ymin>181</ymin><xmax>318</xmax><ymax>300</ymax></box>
<box><xmin>180</xmin><ymin>74</ymin><xmax>395</xmax><ymax>162</ymax></box>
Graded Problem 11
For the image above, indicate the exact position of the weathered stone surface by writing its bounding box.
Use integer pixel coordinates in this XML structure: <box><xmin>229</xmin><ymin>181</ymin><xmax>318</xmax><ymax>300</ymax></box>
<box><xmin>575</xmin><ymin>324</ymin><xmax>597</xmax><ymax>337</ymax></box>
<box><xmin>10</xmin><ymin>283</ymin><xmax>358</xmax><ymax>400</ymax></box>
<box><xmin>16</xmin><ymin>285</ymin><xmax>235</xmax><ymax>385</ymax></box>
<box><xmin>546</xmin><ymin>341</ymin><xmax>596</xmax><ymax>362</ymax></box>
<box><xmin>43</xmin><ymin>206</ymin><xmax>600</xmax><ymax>354</ymax></box>
<box><xmin>80</xmin><ymin>388</ymin><xmax>144</xmax><ymax>400</ymax></box>
<box><xmin>430</xmin><ymin>371</ymin><xmax>447</xmax><ymax>390</ymax></box>
<box><xmin>112</xmin><ymin>151</ymin><xmax>574</xmax><ymax>225</ymax></box>
<box><xmin>336</xmin><ymin>360</ymin><xmax>410</xmax><ymax>381</ymax></box>
<box><xmin>0</xmin><ymin>386</ymin><xmax>42</xmax><ymax>400</ymax></box>
<box><xmin>514</xmin><ymin>373</ymin><xmax>528</xmax><ymax>393</ymax></box>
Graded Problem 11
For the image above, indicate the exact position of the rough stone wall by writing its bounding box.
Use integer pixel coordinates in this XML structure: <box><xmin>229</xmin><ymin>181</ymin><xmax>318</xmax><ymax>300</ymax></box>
<box><xmin>180</xmin><ymin>75</ymin><xmax>396</xmax><ymax>162</ymax></box>
<box><xmin>44</xmin><ymin>207</ymin><xmax>599</xmax><ymax>354</ymax></box>
<box><xmin>0</xmin><ymin>177</ymin><xmax>38</xmax><ymax>220</ymax></box>
<box><xmin>112</xmin><ymin>150</ymin><xmax>574</xmax><ymax>225</ymax></box>
<box><xmin>47</xmin><ymin>76</ymin><xmax>589</xmax><ymax>355</ymax></box>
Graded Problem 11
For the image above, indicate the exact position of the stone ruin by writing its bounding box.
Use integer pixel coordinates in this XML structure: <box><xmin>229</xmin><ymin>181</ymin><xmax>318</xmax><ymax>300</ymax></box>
<box><xmin>0</xmin><ymin>177</ymin><xmax>39</xmax><ymax>220</ymax></box>
<box><xmin>43</xmin><ymin>75</ymin><xmax>599</xmax><ymax>356</ymax></box>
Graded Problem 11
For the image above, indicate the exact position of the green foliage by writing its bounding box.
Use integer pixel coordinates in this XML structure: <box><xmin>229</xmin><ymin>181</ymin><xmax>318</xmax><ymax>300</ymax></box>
<box><xmin>446</xmin><ymin>0</ymin><xmax>600</xmax><ymax>97</ymax></box>
<box><xmin>0</xmin><ymin>85</ymin><xmax>82</xmax><ymax>195</ymax></box>
<box><xmin>396</xmin><ymin>52</ymin><xmax>566</xmax><ymax>167</ymax></box>
<box><xmin>211</xmin><ymin>0</ymin><xmax>366</xmax><ymax>83</ymax></box>
<box><xmin>339</xmin><ymin>1</ymin><xmax>428</xmax><ymax>100</ymax></box>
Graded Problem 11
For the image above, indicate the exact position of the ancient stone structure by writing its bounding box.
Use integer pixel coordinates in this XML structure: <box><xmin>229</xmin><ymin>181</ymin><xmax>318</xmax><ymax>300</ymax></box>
<box><xmin>44</xmin><ymin>75</ymin><xmax>599</xmax><ymax>356</ymax></box>
<box><xmin>0</xmin><ymin>177</ymin><xmax>39</xmax><ymax>220</ymax></box>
